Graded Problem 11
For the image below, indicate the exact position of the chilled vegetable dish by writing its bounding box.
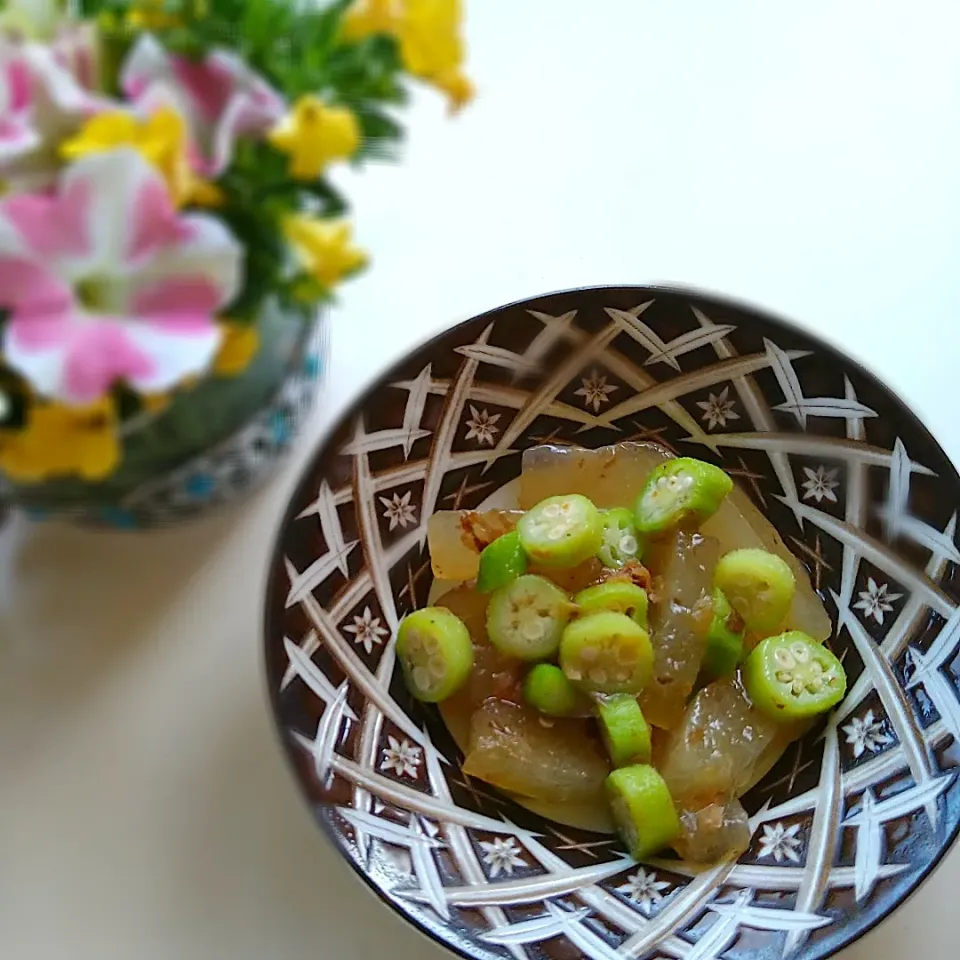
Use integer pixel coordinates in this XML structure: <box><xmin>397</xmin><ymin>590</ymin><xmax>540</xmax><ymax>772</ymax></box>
<box><xmin>397</xmin><ymin>443</ymin><xmax>844</xmax><ymax>864</ymax></box>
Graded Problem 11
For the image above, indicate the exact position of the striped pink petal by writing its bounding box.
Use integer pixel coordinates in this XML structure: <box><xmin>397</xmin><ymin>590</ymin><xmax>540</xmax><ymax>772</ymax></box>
<box><xmin>0</xmin><ymin>257</ymin><xmax>72</xmax><ymax>319</ymax></box>
<box><xmin>61</xmin><ymin>319</ymin><xmax>157</xmax><ymax>404</ymax></box>
<box><xmin>2</xmin><ymin>177</ymin><xmax>92</xmax><ymax>261</ymax></box>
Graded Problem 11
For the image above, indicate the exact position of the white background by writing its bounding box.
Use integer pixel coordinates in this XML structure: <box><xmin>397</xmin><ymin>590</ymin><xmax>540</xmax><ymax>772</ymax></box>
<box><xmin>2</xmin><ymin>1</ymin><xmax>960</xmax><ymax>956</ymax></box>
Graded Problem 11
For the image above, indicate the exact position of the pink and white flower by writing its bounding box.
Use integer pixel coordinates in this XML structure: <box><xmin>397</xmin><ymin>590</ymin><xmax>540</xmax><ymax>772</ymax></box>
<box><xmin>0</xmin><ymin>37</ymin><xmax>103</xmax><ymax>187</ymax></box>
<box><xmin>0</xmin><ymin>148</ymin><xmax>243</xmax><ymax>404</ymax></box>
<box><xmin>0</xmin><ymin>43</ymin><xmax>36</xmax><ymax>159</ymax></box>
<box><xmin>50</xmin><ymin>22</ymin><xmax>100</xmax><ymax>94</ymax></box>
<box><xmin>120</xmin><ymin>33</ymin><xmax>286</xmax><ymax>176</ymax></box>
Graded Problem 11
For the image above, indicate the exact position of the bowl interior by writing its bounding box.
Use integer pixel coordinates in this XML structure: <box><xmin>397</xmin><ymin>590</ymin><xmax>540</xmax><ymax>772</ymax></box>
<box><xmin>264</xmin><ymin>286</ymin><xmax>960</xmax><ymax>960</ymax></box>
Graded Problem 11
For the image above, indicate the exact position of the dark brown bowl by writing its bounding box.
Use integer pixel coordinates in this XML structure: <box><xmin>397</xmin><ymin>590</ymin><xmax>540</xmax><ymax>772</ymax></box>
<box><xmin>263</xmin><ymin>286</ymin><xmax>960</xmax><ymax>960</ymax></box>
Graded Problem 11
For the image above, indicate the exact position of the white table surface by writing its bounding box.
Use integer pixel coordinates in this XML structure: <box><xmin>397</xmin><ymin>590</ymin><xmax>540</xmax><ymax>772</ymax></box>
<box><xmin>3</xmin><ymin>1</ymin><xmax>960</xmax><ymax>957</ymax></box>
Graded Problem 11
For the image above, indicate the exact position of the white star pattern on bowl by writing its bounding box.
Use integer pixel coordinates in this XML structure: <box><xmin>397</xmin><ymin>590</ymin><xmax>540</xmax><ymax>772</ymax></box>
<box><xmin>617</xmin><ymin>868</ymin><xmax>671</xmax><ymax>914</ymax></box>
<box><xmin>854</xmin><ymin>578</ymin><xmax>904</xmax><ymax>624</ymax></box>
<box><xmin>574</xmin><ymin>370</ymin><xmax>617</xmax><ymax>412</ymax></box>
<box><xmin>802</xmin><ymin>465</ymin><xmax>840</xmax><ymax>503</ymax></box>
<box><xmin>343</xmin><ymin>606</ymin><xmax>389</xmax><ymax>654</ymax></box>
<box><xmin>843</xmin><ymin>710</ymin><xmax>895</xmax><ymax>759</ymax></box>
<box><xmin>696</xmin><ymin>385</ymin><xmax>740</xmax><ymax>429</ymax></box>
<box><xmin>463</xmin><ymin>406</ymin><xmax>501</xmax><ymax>445</ymax></box>
<box><xmin>380</xmin><ymin>737</ymin><xmax>422</xmax><ymax>778</ymax></box>
<box><xmin>478</xmin><ymin>837</ymin><xmax>527</xmax><ymax>877</ymax></box>
<box><xmin>757</xmin><ymin>822</ymin><xmax>803</xmax><ymax>863</ymax></box>
<box><xmin>378</xmin><ymin>491</ymin><xmax>418</xmax><ymax>530</ymax></box>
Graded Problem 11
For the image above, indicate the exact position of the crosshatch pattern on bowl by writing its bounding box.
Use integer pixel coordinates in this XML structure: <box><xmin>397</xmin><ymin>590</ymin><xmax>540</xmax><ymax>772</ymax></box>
<box><xmin>264</xmin><ymin>287</ymin><xmax>960</xmax><ymax>960</ymax></box>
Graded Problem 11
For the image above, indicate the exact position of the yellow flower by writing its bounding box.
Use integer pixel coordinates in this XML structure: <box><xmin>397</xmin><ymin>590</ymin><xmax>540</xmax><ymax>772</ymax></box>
<box><xmin>283</xmin><ymin>215</ymin><xmax>368</xmax><ymax>290</ymax></box>
<box><xmin>126</xmin><ymin>0</ymin><xmax>181</xmax><ymax>30</ymax></box>
<box><xmin>396</xmin><ymin>0</ymin><xmax>473</xmax><ymax>111</ymax></box>
<box><xmin>0</xmin><ymin>399</ymin><xmax>120</xmax><ymax>483</ymax></box>
<box><xmin>61</xmin><ymin>108</ymin><xmax>216</xmax><ymax>208</ymax></box>
<box><xmin>214</xmin><ymin>323</ymin><xmax>260</xmax><ymax>376</ymax></box>
<box><xmin>342</xmin><ymin>0</ymin><xmax>399</xmax><ymax>41</ymax></box>
<box><xmin>269</xmin><ymin>96</ymin><xmax>361</xmax><ymax>181</ymax></box>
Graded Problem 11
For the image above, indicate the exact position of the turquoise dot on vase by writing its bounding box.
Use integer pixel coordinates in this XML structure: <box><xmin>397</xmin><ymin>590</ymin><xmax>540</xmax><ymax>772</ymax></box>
<box><xmin>100</xmin><ymin>506</ymin><xmax>138</xmax><ymax>529</ymax></box>
<box><xmin>272</xmin><ymin>411</ymin><xmax>291</xmax><ymax>445</ymax></box>
<box><xmin>185</xmin><ymin>473</ymin><xmax>216</xmax><ymax>499</ymax></box>
<box><xmin>302</xmin><ymin>353</ymin><xmax>322</xmax><ymax>380</ymax></box>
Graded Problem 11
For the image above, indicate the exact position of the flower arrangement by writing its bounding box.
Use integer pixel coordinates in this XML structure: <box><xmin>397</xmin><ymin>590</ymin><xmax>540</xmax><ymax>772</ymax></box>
<box><xmin>0</xmin><ymin>0</ymin><xmax>471</xmax><ymax>509</ymax></box>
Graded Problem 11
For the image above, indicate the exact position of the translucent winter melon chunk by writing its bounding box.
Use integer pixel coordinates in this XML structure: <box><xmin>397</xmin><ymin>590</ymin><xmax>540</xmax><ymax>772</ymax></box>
<box><xmin>520</xmin><ymin>443</ymin><xmax>671</xmax><ymax>510</ymax></box>
<box><xmin>639</xmin><ymin>530</ymin><xmax>718</xmax><ymax>729</ymax></box>
<box><xmin>657</xmin><ymin>676</ymin><xmax>781</xmax><ymax>808</ymax></box>
<box><xmin>462</xmin><ymin>699</ymin><xmax>610</xmax><ymax>803</ymax></box>
<box><xmin>427</xmin><ymin>510</ymin><xmax>524</xmax><ymax>580</ymax></box>
<box><xmin>673</xmin><ymin>799</ymin><xmax>751</xmax><ymax>863</ymax></box>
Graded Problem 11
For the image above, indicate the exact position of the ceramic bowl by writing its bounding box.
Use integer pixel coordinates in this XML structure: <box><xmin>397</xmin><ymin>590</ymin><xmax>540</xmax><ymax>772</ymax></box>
<box><xmin>263</xmin><ymin>286</ymin><xmax>960</xmax><ymax>960</ymax></box>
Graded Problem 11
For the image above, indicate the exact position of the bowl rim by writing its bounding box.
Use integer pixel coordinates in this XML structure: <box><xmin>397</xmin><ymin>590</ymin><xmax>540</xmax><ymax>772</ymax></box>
<box><xmin>262</xmin><ymin>283</ymin><xmax>960</xmax><ymax>960</ymax></box>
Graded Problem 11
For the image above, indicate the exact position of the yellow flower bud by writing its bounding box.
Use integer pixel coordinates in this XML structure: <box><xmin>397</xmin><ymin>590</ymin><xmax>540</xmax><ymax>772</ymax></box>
<box><xmin>435</xmin><ymin>67</ymin><xmax>475</xmax><ymax>113</ymax></box>
<box><xmin>283</xmin><ymin>216</ymin><xmax>368</xmax><ymax>291</ymax></box>
<box><xmin>214</xmin><ymin>323</ymin><xmax>260</xmax><ymax>376</ymax></box>
<box><xmin>126</xmin><ymin>0</ymin><xmax>181</xmax><ymax>30</ymax></box>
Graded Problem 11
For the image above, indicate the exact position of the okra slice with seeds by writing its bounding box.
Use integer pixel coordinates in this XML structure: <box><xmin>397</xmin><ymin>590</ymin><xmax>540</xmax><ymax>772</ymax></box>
<box><xmin>517</xmin><ymin>494</ymin><xmax>603</xmax><ymax>568</ymax></box>
<box><xmin>714</xmin><ymin>548</ymin><xmax>795</xmax><ymax>633</ymax></box>
<box><xmin>486</xmin><ymin>574</ymin><xmax>572</xmax><ymax>660</ymax></box>
<box><xmin>574</xmin><ymin>581</ymin><xmax>648</xmax><ymax>628</ymax></box>
<box><xmin>560</xmin><ymin>611</ymin><xmax>654</xmax><ymax>695</ymax></box>
<box><xmin>744</xmin><ymin>631</ymin><xmax>847</xmax><ymax>721</ymax></box>
<box><xmin>597</xmin><ymin>694</ymin><xmax>652</xmax><ymax>767</ymax></box>
<box><xmin>397</xmin><ymin>607</ymin><xmax>474</xmax><ymax>703</ymax></box>
<box><xmin>597</xmin><ymin>507</ymin><xmax>645</xmax><ymax>568</ymax></box>
<box><xmin>606</xmin><ymin>764</ymin><xmax>681</xmax><ymax>860</ymax></box>
<box><xmin>476</xmin><ymin>531</ymin><xmax>529</xmax><ymax>593</ymax></box>
<box><xmin>634</xmin><ymin>458</ymin><xmax>733</xmax><ymax>535</ymax></box>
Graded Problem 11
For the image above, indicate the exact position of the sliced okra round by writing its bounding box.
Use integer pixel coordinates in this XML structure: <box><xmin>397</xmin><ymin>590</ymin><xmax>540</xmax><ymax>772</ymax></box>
<box><xmin>597</xmin><ymin>694</ymin><xmax>652</xmax><ymax>767</ymax></box>
<box><xmin>397</xmin><ymin>607</ymin><xmax>474</xmax><ymax>703</ymax></box>
<box><xmin>701</xmin><ymin>588</ymin><xmax>745</xmax><ymax>678</ymax></box>
<box><xmin>476</xmin><ymin>530</ymin><xmax>529</xmax><ymax>594</ymax></box>
<box><xmin>744</xmin><ymin>631</ymin><xmax>847</xmax><ymax>721</ymax></box>
<box><xmin>517</xmin><ymin>494</ymin><xmax>603</xmax><ymax>568</ymax></box>
<box><xmin>597</xmin><ymin>507</ymin><xmax>645</xmax><ymax>568</ymax></box>
<box><xmin>560</xmin><ymin>611</ymin><xmax>654</xmax><ymax>695</ymax></box>
<box><xmin>574</xmin><ymin>581</ymin><xmax>649</xmax><ymax>628</ymax></box>
<box><xmin>714</xmin><ymin>548</ymin><xmax>796</xmax><ymax>633</ymax></box>
<box><xmin>634</xmin><ymin>458</ymin><xmax>733</xmax><ymax>535</ymax></box>
<box><xmin>606</xmin><ymin>764</ymin><xmax>680</xmax><ymax>860</ymax></box>
<box><xmin>523</xmin><ymin>663</ymin><xmax>590</xmax><ymax>717</ymax></box>
<box><xmin>486</xmin><ymin>574</ymin><xmax>572</xmax><ymax>660</ymax></box>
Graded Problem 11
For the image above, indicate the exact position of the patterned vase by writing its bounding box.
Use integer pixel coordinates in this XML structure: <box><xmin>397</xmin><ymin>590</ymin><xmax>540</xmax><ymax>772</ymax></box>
<box><xmin>0</xmin><ymin>302</ymin><xmax>326</xmax><ymax>528</ymax></box>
